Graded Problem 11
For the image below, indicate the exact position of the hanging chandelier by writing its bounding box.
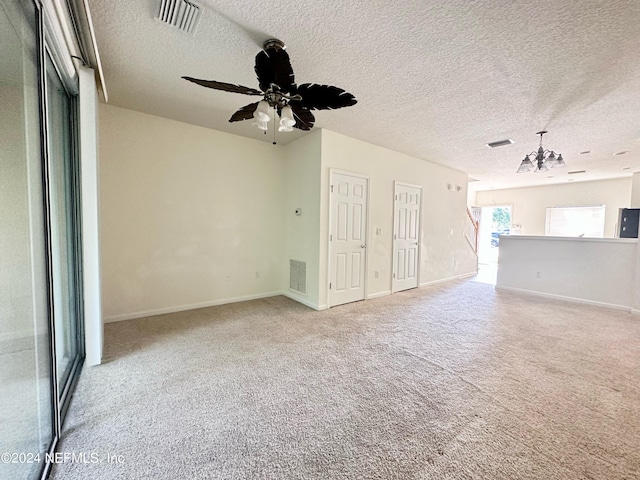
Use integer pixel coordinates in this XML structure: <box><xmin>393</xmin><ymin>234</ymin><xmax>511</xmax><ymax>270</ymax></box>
<box><xmin>517</xmin><ymin>130</ymin><xmax>566</xmax><ymax>173</ymax></box>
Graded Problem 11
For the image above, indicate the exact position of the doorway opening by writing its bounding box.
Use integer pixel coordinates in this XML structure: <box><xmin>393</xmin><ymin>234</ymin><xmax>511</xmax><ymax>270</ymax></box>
<box><xmin>476</xmin><ymin>205</ymin><xmax>512</xmax><ymax>284</ymax></box>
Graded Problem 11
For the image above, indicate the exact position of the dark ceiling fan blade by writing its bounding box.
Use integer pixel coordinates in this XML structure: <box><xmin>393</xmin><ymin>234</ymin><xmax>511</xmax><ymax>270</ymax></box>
<box><xmin>289</xmin><ymin>103</ymin><xmax>315</xmax><ymax>131</ymax></box>
<box><xmin>229</xmin><ymin>102</ymin><xmax>260</xmax><ymax>122</ymax></box>
<box><xmin>182</xmin><ymin>76</ymin><xmax>263</xmax><ymax>96</ymax></box>
<box><xmin>254</xmin><ymin>47</ymin><xmax>296</xmax><ymax>93</ymax></box>
<box><xmin>297</xmin><ymin>83</ymin><xmax>357</xmax><ymax>110</ymax></box>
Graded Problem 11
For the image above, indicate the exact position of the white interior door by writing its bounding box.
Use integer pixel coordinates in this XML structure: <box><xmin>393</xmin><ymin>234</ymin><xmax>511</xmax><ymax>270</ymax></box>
<box><xmin>329</xmin><ymin>171</ymin><xmax>368</xmax><ymax>307</ymax></box>
<box><xmin>393</xmin><ymin>182</ymin><xmax>421</xmax><ymax>292</ymax></box>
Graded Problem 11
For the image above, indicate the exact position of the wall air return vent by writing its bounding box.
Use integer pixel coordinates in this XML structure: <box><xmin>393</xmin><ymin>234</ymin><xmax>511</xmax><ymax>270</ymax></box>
<box><xmin>157</xmin><ymin>0</ymin><xmax>201</xmax><ymax>34</ymax></box>
<box><xmin>486</xmin><ymin>139</ymin><xmax>514</xmax><ymax>148</ymax></box>
<box><xmin>289</xmin><ymin>260</ymin><xmax>307</xmax><ymax>294</ymax></box>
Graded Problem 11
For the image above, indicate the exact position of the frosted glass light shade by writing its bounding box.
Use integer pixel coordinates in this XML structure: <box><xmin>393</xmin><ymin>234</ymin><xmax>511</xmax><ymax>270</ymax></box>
<box><xmin>517</xmin><ymin>156</ymin><xmax>534</xmax><ymax>173</ymax></box>
<box><xmin>253</xmin><ymin>120</ymin><xmax>268</xmax><ymax>131</ymax></box>
<box><xmin>279</xmin><ymin>105</ymin><xmax>295</xmax><ymax>127</ymax></box>
<box><xmin>253</xmin><ymin>100</ymin><xmax>271</xmax><ymax>123</ymax></box>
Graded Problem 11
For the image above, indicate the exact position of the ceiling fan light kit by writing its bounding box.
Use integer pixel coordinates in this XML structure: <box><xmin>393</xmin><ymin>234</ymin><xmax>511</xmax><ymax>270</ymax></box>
<box><xmin>253</xmin><ymin>100</ymin><xmax>270</xmax><ymax>123</ymax></box>
<box><xmin>517</xmin><ymin>131</ymin><xmax>566</xmax><ymax>173</ymax></box>
<box><xmin>183</xmin><ymin>39</ymin><xmax>357</xmax><ymax>143</ymax></box>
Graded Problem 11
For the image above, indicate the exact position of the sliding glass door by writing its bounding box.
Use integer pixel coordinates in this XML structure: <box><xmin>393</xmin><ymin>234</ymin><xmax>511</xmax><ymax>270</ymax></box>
<box><xmin>0</xmin><ymin>2</ymin><xmax>54</xmax><ymax>479</ymax></box>
<box><xmin>0</xmin><ymin>1</ymin><xmax>85</xmax><ymax>479</ymax></box>
<box><xmin>45</xmin><ymin>53</ymin><xmax>83</xmax><ymax>406</ymax></box>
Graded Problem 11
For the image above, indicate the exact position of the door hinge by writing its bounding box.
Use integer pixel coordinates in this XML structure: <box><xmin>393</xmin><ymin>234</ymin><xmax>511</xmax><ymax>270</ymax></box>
<box><xmin>331</xmin><ymin>185</ymin><xmax>334</xmax><ymax>192</ymax></box>
<box><xmin>393</xmin><ymin>273</ymin><xmax>396</xmax><ymax>278</ymax></box>
<box><xmin>394</xmin><ymin>234</ymin><xmax>397</xmax><ymax>239</ymax></box>
<box><xmin>330</xmin><ymin>234</ymin><xmax>333</xmax><ymax>241</ymax></box>
<box><xmin>395</xmin><ymin>194</ymin><xmax>398</xmax><ymax>200</ymax></box>
<box><xmin>329</xmin><ymin>282</ymin><xmax>332</xmax><ymax>289</ymax></box>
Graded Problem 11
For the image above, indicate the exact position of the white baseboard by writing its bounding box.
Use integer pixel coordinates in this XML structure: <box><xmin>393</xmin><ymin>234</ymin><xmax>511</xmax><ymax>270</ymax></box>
<box><xmin>496</xmin><ymin>286</ymin><xmax>633</xmax><ymax>313</ymax></box>
<box><xmin>420</xmin><ymin>272</ymin><xmax>476</xmax><ymax>288</ymax></box>
<box><xmin>104</xmin><ymin>291</ymin><xmax>283</xmax><ymax>323</ymax></box>
<box><xmin>281</xmin><ymin>291</ymin><xmax>324</xmax><ymax>310</ymax></box>
<box><xmin>367</xmin><ymin>290</ymin><xmax>391</xmax><ymax>299</ymax></box>
<box><xmin>0</xmin><ymin>328</ymin><xmax>34</xmax><ymax>344</ymax></box>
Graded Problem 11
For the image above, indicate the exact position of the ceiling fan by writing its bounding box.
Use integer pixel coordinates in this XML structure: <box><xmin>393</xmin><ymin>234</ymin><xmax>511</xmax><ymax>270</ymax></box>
<box><xmin>183</xmin><ymin>39</ymin><xmax>357</xmax><ymax>135</ymax></box>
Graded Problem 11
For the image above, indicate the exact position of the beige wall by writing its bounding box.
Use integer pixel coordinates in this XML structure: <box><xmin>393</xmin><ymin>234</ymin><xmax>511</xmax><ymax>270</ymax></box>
<box><xmin>99</xmin><ymin>104</ymin><xmax>286</xmax><ymax>321</ymax></box>
<box><xmin>319</xmin><ymin>130</ymin><xmax>477</xmax><ymax>307</ymax></box>
<box><xmin>282</xmin><ymin>131</ymin><xmax>322</xmax><ymax>308</ymax></box>
<box><xmin>99</xmin><ymin>106</ymin><xmax>479</xmax><ymax>318</ymax></box>
<box><xmin>632</xmin><ymin>172</ymin><xmax>640</xmax><ymax>208</ymax></box>
<box><xmin>474</xmin><ymin>177</ymin><xmax>633</xmax><ymax>237</ymax></box>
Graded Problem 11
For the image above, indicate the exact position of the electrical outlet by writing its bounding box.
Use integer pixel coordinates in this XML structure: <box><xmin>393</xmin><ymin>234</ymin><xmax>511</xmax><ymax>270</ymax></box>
<box><xmin>374</xmin><ymin>271</ymin><xmax>379</xmax><ymax>278</ymax></box>
<box><xmin>255</xmin><ymin>271</ymin><xmax>260</xmax><ymax>279</ymax></box>
<box><xmin>376</xmin><ymin>227</ymin><xmax>382</xmax><ymax>235</ymax></box>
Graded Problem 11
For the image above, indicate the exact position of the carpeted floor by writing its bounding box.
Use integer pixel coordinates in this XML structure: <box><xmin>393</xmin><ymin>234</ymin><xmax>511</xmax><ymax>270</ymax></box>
<box><xmin>51</xmin><ymin>280</ymin><xmax>640</xmax><ymax>479</ymax></box>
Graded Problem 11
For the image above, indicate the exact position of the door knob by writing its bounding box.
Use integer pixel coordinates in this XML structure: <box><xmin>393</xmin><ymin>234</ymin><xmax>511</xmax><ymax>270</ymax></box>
<box><xmin>361</xmin><ymin>244</ymin><xmax>366</xmax><ymax>248</ymax></box>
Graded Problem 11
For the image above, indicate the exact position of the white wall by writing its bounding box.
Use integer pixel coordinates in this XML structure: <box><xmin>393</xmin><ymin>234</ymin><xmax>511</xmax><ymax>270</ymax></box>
<box><xmin>99</xmin><ymin>110</ymin><xmax>479</xmax><ymax>318</ymax></box>
<box><xmin>319</xmin><ymin>130</ymin><xmax>477</xmax><ymax>307</ymax></box>
<box><xmin>78</xmin><ymin>66</ymin><xmax>102</xmax><ymax>365</ymax></box>
<box><xmin>99</xmin><ymin>104</ymin><xmax>285</xmax><ymax>321</ymax></box>
<box><xmin>497</xmin><ymin>236</ymin><xmax>638</xmax><ymax>310</ymax></box>
<box><xmin>631</xmin><ymin>173</ymin><xmax>640</xmax><ymax>313</ymax></box>
<box><xmin>282</xmin><ymin>131</ymin><xmax>322</xmax><ymax>309</ymax></box>
<box><xmin>631</xmin><ymin>172</ymin><xmax>640</xmax><ymax>208</ymax></box>
<box><xmin>475</xmin><ymin>178</ymin><xmax>632</xmax><ymax>237</ymax></box>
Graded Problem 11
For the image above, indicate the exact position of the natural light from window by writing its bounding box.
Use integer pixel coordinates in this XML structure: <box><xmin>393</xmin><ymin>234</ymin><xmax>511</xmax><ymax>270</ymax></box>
<box><xmin>545</xmin><ymin>205</ymin><xmax>606</xmax><ymax>238</ymax></box>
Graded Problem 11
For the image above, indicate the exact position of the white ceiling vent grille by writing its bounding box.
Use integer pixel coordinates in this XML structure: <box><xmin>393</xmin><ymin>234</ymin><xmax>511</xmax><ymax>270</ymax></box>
<box><xmin>486</xmin><ymin>139</ymin><xmax>514</xmax><ymax>148</ymax></box>
<box><xmin>157</xmin><ymin>0</ymin><xmax>201</xmax><ymax>34</ymax></box>
<box><xmin>289</xmin><ymin>260</ymin><xmax>307</xmax><ymax>294</ymax></box>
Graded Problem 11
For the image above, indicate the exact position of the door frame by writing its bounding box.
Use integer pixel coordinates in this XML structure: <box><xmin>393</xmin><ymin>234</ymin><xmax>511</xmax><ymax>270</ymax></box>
<box><xmin>327</xmin><ymin>168</ymin><xmax>371</xmax><ymax>307</ymax></box>
<box><xmin>475</xmin><ymin>203</ymin><xmax>513</xmax><ymax>265</ymax></box>
<box><xmin>391</xmin><ymin>181</ymin><xmax>423</xmax><ymax>293</ymax></box>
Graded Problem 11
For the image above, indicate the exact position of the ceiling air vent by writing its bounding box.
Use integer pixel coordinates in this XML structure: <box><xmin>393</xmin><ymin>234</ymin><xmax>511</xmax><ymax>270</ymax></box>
<box><xmin>157</xmin><ymin>0</ymin><xmax>201</xmax><ymax>34</ymax></box>
<box><xmin>486</xmin><ymin>139</ymin><xmax>514</xmax><ymax>148</ymax></box>
<box><xmin>568</xmin><ymin>170</ymin><xmax>586</xmax><ymax>175</ymax></box>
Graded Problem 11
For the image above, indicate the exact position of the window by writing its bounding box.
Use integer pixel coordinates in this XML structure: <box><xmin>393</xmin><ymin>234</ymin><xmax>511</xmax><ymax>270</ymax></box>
<box><xmin>545</xmin><ymin>205</ymin><xmax>606</xmax><ymax>238</ymax></box>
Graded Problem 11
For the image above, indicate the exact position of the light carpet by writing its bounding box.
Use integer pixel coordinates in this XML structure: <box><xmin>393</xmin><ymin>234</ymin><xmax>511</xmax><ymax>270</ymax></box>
<box><xmin>51</xmin><ymin>280</ymin><xmax>640</xmax><ymax>479</ymax></box>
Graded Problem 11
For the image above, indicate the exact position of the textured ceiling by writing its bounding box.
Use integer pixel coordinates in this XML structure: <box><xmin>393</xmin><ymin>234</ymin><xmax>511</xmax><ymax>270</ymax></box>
<box><xmin>87</xmin><ymin>0</ymin><xmax>640</xmax><ymax>191</ymax></box>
